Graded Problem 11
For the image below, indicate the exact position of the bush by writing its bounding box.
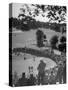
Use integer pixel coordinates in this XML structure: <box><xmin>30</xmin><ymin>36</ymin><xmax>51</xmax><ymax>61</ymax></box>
<box><xmin>60</xmin><ymin>36</ymin><xmax>66</xmax><ymax>43</ymax></box>
<box><xmin>50</xmin><ymin>35</ymin><xmax>58</xmax><ymax>49</ymax></box>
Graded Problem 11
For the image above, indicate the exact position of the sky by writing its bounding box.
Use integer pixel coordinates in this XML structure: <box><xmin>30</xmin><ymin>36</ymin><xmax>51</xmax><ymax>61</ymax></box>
<box><xmin>12</xmin><ymin>3</ymin><xmax>49</xmax><ymax>22</ymax></box>
<box><xmin>12</xmin><ymin>3</ymin><xmax>23</xmax><ymax>18</ymax></box>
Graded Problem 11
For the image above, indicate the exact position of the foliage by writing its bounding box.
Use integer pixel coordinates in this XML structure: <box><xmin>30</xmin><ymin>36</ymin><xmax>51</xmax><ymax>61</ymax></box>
<box><xmin>58</xmin><ymin>36</ymin><xmax>66</xmax><ymax>52</ymax></box>
<box><xmin>9</xmin><ymin>4</ymin><xmax>66</xmax><ymax>32</ymax></box>
<box><xmin>58</xmin><ymin>43</ymin><xmax>66</xmax><ymax>53</ymax></box>
<box><xmin>36</xmin><ymin>29</ymin><xmax>44</xmax><ymax>47</ymax></box>
<box><xmin>47</xmin><ymin>6</ymin><xmax>66</xmax><ymax>23</ymax></box>
<box><xmin>60</xmin><ymin>36</ymin><xmax>66</xmax><ymax>43</ymax></box>
<box><xmin>50</xmin><ymin>35</ymin><xmax>58</xmax><ymax>49</ymax></box>
<box><xmin>9</xmin><ymin>17</ymin><xmax>66</xmax><ymax>32</ymax></box>
<box><xmin>19</xmin><ymin>4</ymin><xmax>66</xmax><ymax>23</ymax></box>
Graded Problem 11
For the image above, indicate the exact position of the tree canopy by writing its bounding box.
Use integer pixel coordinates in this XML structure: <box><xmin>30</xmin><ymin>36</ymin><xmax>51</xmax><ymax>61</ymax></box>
<box><xmin>50</xmin><ymin>35</ymin><xmax>58</xmax><ymax>49</ymax></box>
<box><xmin>18</xmin><ymin>4</ymin><xmax>66</xmax><ymax>23</ymax></box>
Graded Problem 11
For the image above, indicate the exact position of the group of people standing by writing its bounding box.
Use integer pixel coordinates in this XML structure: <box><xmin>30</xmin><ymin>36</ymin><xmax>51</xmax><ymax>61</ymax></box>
<box><xmin>13</xmin><ymin>57</ymin><xmax>66</xmax><ymax>86</ymax></box>
<box><xmin>37</xmin><ymin>59</ymin><xmax>66</xmax><ymax>85</ymax></box>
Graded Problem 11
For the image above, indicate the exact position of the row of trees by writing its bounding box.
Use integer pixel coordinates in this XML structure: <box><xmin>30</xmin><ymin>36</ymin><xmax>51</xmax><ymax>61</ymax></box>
<box><xmin>36</xmin><ymin>29</ymin><xmax>66</xmax><ymax>52</ymax></box>
<box><xmin>9</xmin><ymin>17</ymin><xmax>66</xmax><ymax>32</ymax></box>
<box><xmin>9</xmin><ymin>4</ymin><xmax>66</xmax><ymax>32</ymax></box>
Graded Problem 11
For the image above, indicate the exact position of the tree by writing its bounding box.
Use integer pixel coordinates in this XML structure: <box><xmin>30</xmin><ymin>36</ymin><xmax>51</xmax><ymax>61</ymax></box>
<box><xmin>60</xmin><ymin>36</ymin><xmax>66</xmax><ymax>43</ymax></box>
<box><xmin>58</xmin><ymin>36</ymin><xmax>66</xmax><ymax>52</ymax></box>
<box><xmin>18</xmin><ymin>12</ymin><xmax>39</xmax><ymax>31</ymax></box>
<box><xmin>58</xmin><ymin>43</ymin><xmax>66</xmax><ymax>53</ymax></box>
<box><xmin>47</xmin><ymin>6</ymin><xmax>66</xmax><ymax>23</ymax></box>
<box><xmin>36</xmin><ymin>29</ymin><xmax>44</xmax><ymax>47</ymax></box>
<box><xmin>50</xmin><ymin>35</ymin><xmax>58</xmax><ymax>49</ymax></box>
<box><xmin>11</xmin><ymin>4</ymin><xmax>66</xmax><ymax>32</ymax></box>
<box><xmin>19</xmin><ymin>4</ymin><xmax>47</xmax><ymax>18</ymax></box>
<box><xmin>19</xmin><ymin>4</ymin><xmax>66</xmax><ymax>25</ymax></box>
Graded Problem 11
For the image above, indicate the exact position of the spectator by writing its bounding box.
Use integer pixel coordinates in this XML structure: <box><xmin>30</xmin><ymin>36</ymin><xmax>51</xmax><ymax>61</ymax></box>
<box><xmin>27</xmin><ymin>74</ymin><xmax>36</xmax><ymax>86</ymax></box>
<box><xmin>55</xmin><ymin>64</ymin><xmax>63</xmax><ymax>84</ymax></box>
<box><xmin>17</xmin><ymin>72</ymin><xmax>27</xmax><ymax>86</ymax></box>
<box><xmin>49</xmin><ymin>71</ymin><xmax>56</xmax><ymax>84</ymax></box>
<box><xmin>37</xmin><ymin>60</ymin><xmax>46</xmax><ymax>85</ymax></box>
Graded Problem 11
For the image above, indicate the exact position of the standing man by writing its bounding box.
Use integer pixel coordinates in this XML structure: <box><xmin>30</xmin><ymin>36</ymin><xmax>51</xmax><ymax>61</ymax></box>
<box><xmin>37</xmin><ymin>60</ymin><xmax>46</xmax><ymax>85</ymax></box>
